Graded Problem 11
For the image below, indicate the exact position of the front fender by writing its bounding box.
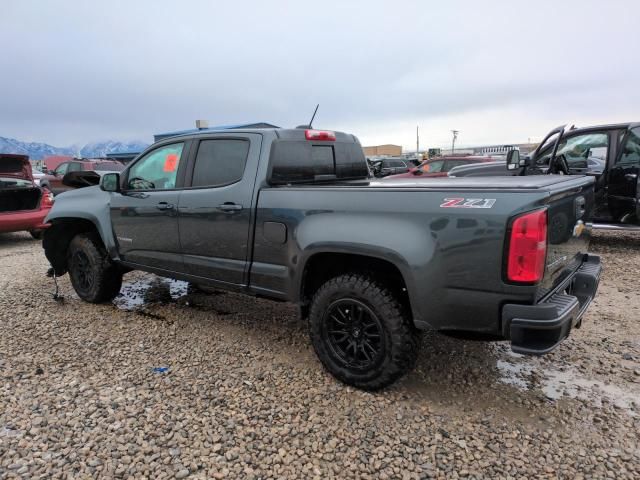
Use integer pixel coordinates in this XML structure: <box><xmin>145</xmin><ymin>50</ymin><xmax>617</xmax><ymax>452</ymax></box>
<box><xmin>45</xmin><ymin>186</ymin><xmax>118</xmax><ymax>259</ymax></box>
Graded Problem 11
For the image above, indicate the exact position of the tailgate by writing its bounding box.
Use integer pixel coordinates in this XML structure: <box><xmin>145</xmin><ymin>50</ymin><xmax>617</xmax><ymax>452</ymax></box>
<box><xmin>537</xmin><ymin>176</ymin><xmax>594</xmax><ymax>300</ymax></box>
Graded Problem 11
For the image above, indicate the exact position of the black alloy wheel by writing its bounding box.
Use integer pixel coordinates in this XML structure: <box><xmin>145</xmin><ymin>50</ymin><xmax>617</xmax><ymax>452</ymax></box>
<box><xmin>71</xmin><ymin>249</ymin><xmax>95</xmax><ymax>292</ymax></box>
<box><xmin>323</xmin><ymin>298</ymin><xmax>385</xmax><ymax>371</ymax></box>
<box><xmin>309</xmin><ymin>273</ymin><xmax>420</xmax><ymax>390</ymax></box>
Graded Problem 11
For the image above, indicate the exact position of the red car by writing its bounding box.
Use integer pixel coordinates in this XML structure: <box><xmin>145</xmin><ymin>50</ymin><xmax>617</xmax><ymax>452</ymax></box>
<box><xmin>0</xmin><ymin>154</ymin><xmax>54</xmax><ymax>239</ymax></box>
<box><xmin>387</xmin><ymin>156</ymin><xmax>496</xmax><ymax>178</ymax></box>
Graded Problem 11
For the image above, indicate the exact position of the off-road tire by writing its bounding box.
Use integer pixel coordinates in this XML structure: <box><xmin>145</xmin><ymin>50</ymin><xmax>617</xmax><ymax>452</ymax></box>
<box><xmin>67</xmin><ymin>233</ymin><xmax>122</xmax><ymax>303</ymax></box>
<box><xmin>309</xmin><ymin>273</ymin><xmax>420</xmax><ymax>390</ymax></box>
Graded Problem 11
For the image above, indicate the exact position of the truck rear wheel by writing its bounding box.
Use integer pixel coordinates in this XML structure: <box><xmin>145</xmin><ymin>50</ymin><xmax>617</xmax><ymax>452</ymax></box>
<box><xmin>309</xmin><ymin>273</ymin><xmax>419</xmax><ymax>390</ymax></box>
<box><xmin>67</xmin><ymin>233</ymin><xmax>122</xmax><ymax>303</ymax></box>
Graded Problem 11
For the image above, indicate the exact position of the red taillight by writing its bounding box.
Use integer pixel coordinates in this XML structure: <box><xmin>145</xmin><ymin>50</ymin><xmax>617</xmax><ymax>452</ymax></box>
<box><xmin>305</xmin><ymin>129</ymin><xmax>336</xmax><ymax>141</ymax></box>
<box><xmin>41</xmin><ymin>189</ymin><xmax>54</xmax><ymax>208</ymax></box>
<box><xmin>507</xmin><ymin>209</ymin><xmax>547</xmax><ymax>283</ymax></box>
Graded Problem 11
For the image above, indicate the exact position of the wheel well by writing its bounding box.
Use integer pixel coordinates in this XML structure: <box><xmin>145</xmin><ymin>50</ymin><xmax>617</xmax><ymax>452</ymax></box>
<box><xmin>300</xmin><ymin>253</ymin><xmax>411</xmax><ymax>317</ymax></box>
<box><xmin>43</xmin><ymin>218</ymin><xmax>100</xmax><ymax>275</ymax></box>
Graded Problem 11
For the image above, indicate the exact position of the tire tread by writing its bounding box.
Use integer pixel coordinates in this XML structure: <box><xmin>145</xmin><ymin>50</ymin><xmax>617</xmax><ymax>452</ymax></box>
<box><xmin>309</xmin><ymin>272</ymin><xmax>419</xmax><ymax>390</ymax></box>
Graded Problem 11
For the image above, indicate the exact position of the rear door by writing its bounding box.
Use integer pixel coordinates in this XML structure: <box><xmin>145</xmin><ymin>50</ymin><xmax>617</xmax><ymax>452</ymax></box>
<box><xmin>442</xmin><ymin>159</ymin><xmax>472</xmax><ymax>176</ymax></box>
<box><xmin>109</xmin><ymin>141</ymin><xmax>189</xmax><ymax>272</ymax></box>
<box><xmin>608</xmin><ymin>125</ymin><xmax>640</xmax><ymax>222</ymax></box>
<box><xmin>178</xmin><ymin>133</ymin><xmax>262</xmax><ymax>285</ymax></box>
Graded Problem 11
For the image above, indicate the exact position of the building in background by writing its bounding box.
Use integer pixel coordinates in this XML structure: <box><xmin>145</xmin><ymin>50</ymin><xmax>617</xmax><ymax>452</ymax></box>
<box><xmin>472</xmin><ymin>143</ymin><xmax>538</xmax><ymax>156</ymax></box>
<box><xmin>106</xmin><ymin>152</ymin><xmax>140</xmax><ymax>164</ymax></box>
<box><xmin>154</xmin><ymin>121</ymin><xmax>280</xmax><ymax>142</ymax></box>
<box><xmin>438</xmin><ymin>143</ymin><xmax>539</xmax><ymax>157</ymax></box>
<box><xmin>363</xmin><ymin>144</ymin><xmax>402</xmax><ymax>157</ymax></box>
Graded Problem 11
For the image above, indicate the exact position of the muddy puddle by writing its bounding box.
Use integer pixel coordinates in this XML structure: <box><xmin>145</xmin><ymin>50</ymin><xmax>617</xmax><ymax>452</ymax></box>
<box><xmin>494</xmin><ymin>344</ymin><xmax>640</xmax><ymax>415</ymax></box>
<box><xmin>113</xmin><ymin>275</ymin><xmax>189</xmax><ymax>310</ymax></box>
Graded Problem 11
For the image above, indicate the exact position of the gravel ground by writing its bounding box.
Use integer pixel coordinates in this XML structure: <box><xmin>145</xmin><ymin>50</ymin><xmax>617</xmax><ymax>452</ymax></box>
<box><xmin>0</xmin><ymin>231</ymin><xmax>639</xmax><ymax>479</ymax></box>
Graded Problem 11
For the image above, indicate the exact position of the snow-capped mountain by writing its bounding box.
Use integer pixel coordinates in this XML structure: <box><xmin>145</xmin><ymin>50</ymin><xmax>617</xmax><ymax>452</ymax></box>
<box><xmin>0</xmin><ymin>136</ymin><xmax>74</xmax><ymax>160</ymax></box>
<box><xmin>0</xmin><ymin>136</ymin><xmax>148</xmax><ymax>160</ymax></box>
<box><xmin>79</xmin><ymin>140</ymin><xmax>149</xmax><ymax>158</ymax></box>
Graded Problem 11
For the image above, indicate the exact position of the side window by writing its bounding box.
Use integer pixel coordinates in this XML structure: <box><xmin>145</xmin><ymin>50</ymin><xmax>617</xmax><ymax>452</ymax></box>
<box><xmin>127</xmin><ymin>143</ymin><xmax>184</xmax><ymax>190</ymax></box>
<box><xmin>553</xmin><ymin>133</ymin><xmax>609</xmax><ymax>171</ymax></box>
<box><xmin>67</xmin><ymin>162</ymin><xmax>83</xmax><ymax>173</ymax></box>
<box><xmin>54</xmin><ymin>163</ymin><xmax>69</xmax><ymax>175</ymax></box>
<box><xmin>618</xmin><ymin>127</ymin><xmax>640</xmax><ymax>166</ymax></box>
<box><xmin>443</xmin><ymin>159</ymin><xmax>470</xmax><ymax>172</ymax></box>
<box><xmin>423</xmin><ymin>160</ymin><xmax>444</xmax><ymax>173</ymax></box>
<box><xmin>191</xmin><ymin>139</ymin><xmax>250</xmax><ymax>187</ymax></box>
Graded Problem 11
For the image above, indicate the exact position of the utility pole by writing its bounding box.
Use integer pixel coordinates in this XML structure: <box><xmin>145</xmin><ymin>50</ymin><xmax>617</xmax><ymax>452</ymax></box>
<box><xmin>416</xmin><ymin>125</ymin><xmax>419</xmax><ymax>157</ymax></box>
<box><xmin>451</xmin><ymin>130</ymin><xmax>459</xmax><ymax>154</ymax></box>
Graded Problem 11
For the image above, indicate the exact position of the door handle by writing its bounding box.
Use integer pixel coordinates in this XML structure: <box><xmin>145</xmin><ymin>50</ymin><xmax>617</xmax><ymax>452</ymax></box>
<box><xmin>156</xmin><ymin>202</ymin><xmax>175</xmax><ymax>211</ymax></box>
<box><xmin>625</xmin><ymin>173</ymin><xmax>638</xmax><ymax>181</ymax></box>
<box><xmin>217</xmin><ymin>203</ymin><xmax>243</xmax><ymax>212</ymax></box>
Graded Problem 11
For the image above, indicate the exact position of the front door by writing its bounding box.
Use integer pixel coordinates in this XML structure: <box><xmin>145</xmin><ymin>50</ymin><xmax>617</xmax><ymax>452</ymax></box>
<box><xmin>608</xmin><ymin>126</ymin><xmax>640</xmax><ymax>222</ymax></box>
<box><xmin>110</xmin><ymin>141</ymin><xmax>188</xmax><ymax>272</ymax></box>
<box><xmin>537</xmin><ymin>130</ymin><xmax>611</xmax><ymax>218</ymax></box>
<box><xmin>49</xmin><ymin>162</ymin><xmax>69</xmax><ymax>195</ymax></box>
<box><xmin>178</xmin><ymin>134</ymin><xmax>261</xmax><ymax>285</ymax></box>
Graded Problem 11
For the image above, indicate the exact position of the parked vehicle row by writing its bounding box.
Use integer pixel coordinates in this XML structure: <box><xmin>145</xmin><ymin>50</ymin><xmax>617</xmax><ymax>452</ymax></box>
<box><xmin>40</xmin><ymin>159</ymin><xmax>125</xmax><ymax>195</ymax></box>
<box><xmin>370</xmin><ymin>155</ymin><xmax>501</xmax><ymax>179</ymax></box>
<box><xmin>42</xmin><ymin>126</ymin><xmax>601</xmax><ymax>390</ymax></box>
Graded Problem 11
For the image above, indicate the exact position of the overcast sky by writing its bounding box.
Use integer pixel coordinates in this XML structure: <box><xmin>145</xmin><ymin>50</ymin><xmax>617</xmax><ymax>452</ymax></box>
<box><xmin>2</xmin><ymin>0</ymin><xmax>638</xmax><ymax>150</ymax></box>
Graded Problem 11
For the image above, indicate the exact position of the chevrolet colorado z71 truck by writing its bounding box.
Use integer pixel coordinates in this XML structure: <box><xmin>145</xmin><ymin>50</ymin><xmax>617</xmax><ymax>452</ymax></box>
<box><xmin>43</xmin><ymin>127</ymin><xmax>602</xmax><ymax>390</ymax></box>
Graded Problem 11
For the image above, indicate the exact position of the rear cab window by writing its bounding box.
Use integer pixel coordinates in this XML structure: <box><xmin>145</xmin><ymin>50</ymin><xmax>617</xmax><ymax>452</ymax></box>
<box><xmin>268</xmin><ymin>131</ymin><xmax>368</xmax><ymax>184</ymax></box>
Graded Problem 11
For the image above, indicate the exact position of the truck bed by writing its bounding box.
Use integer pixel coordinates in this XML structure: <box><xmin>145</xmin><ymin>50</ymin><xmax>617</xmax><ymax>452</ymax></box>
<box><xmin>253</xmin><ymin>174</ymin><xmax>595</xmax><ymax>334</ymax></box>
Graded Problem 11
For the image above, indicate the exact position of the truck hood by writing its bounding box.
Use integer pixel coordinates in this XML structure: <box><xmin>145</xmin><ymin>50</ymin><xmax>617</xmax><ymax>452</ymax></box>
<box><xmin>0</xmin><ymin>154</ymin><xmax>34</xmax><ymax>181</ymax></box>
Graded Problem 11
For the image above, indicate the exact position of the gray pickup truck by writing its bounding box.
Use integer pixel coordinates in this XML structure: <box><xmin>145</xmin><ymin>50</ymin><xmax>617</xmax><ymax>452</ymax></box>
<box><xmin>43</xmin><ymin>127</ymin><xmax>602</xmax><ymax>390</ymax></box>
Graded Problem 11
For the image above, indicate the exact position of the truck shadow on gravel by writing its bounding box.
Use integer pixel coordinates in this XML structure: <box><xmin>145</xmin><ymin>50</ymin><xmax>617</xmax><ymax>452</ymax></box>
<box><xmin>110</xmin><ymin>273</ymin><xmax>638</xmax><ymax>422</ymax></box>
<box><xmin>110</xmin><ymin>275</ymin><xmax>555</xmax><ymax>415</ymax></box>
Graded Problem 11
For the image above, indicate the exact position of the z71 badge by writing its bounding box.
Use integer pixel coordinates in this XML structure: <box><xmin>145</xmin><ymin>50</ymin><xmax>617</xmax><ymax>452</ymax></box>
<box><xmin>440</xmin><ymin>198</ymin><xmax>496</xmax><ymax>209</ymax></box>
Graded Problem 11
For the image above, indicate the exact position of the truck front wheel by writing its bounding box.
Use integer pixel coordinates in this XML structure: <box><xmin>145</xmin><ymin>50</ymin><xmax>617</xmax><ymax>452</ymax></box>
<box><xmin>67</xmin><ymin>233</ymin><xmax>122</xmax><ymax>303</ymax></box>
<box><xmin>309</xmin><ymin>273</ymin><xmax>420</xmax><ymax>390</ymax></box>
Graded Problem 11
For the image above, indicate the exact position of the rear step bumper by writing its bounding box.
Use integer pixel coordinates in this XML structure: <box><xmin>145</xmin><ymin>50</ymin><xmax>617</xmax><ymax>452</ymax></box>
<box><xmin>502</xmin><ymin>255</ymin><xmax>602</xmax><ymax>355</ymax></box>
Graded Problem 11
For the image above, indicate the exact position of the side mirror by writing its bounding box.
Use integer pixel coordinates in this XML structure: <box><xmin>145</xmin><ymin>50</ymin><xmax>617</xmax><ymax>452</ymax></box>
<box><xmin>100</xmin><ymin>172</ymin><xmax>121</xmax><ymax>192</ymax></box>
<box><xmin>506</xmin><ymin>149</ymin><xmax>521</xmax><ymax>170</ymax></box>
